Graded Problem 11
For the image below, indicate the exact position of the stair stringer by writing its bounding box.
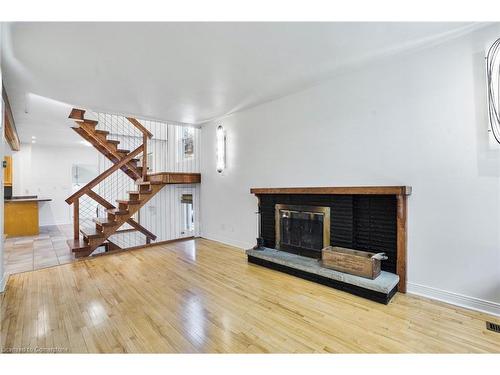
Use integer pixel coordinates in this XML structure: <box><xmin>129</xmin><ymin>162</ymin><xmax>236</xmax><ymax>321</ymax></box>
<box><xmin>85</xmin><ymin>182</ymin><xmax>166</xmax><ymax>252</ymax></box>
<box><xmin>71</xmin><ymin>123</ymin><xmax>142</xmax><ymax>180</ymax></box>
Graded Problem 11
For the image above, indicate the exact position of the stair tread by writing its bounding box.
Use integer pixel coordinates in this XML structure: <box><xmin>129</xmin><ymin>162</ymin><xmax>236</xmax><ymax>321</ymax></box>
<box><xmin>76</xmin><ymin>119</ymin><xmax>98</xmax><ymax>126</ymax></box>
<box><xmin>66</xmin><ymin>239</ymin><xmax>90</xmax><ymax>252</ymax></box>
<box><xmin>80</xmin><ymin>227</ymin><xmax>104</xmax><ymax>238</ymax></box>
<box><xmin>117</xmin><ymin>149</ymin><xmax>130</xmax><ymax>154</ymax></box>
<box><xmin>69</xmin><ymin>108</ymin><xmax>85</xmax><ymax>120</ymax></box>
<box><xmin>107</xmin><ymin>139</ymin><xmax>120</xmax><ymax>145</ymax></box>
<box><xmin>93</xmin><ymin>217</ymin><xmax>116</xmax><ymax>226</ymax></box>
<box><xmin>95</xmin><ymin>130</ymin><xmax>110</xmax><ymax>135</ymax></box>
<box><xmin>106</xmin><ymin>208</ymin><xmax>129</xmax><ymax>215</ymax></box>
<box><xmin>116</xmin><ymin>199</ymin><xmax>141</xmax><ymax>205</ymax></box>
<box><xmin>138</xmin><ymin>180</ymin><xmax>163</xmax><ymax>185</ymax></box>
<box><xmin>128</xmin><ymin>190</ymin><xmax>152</xmax><ymax>195</ymax></box>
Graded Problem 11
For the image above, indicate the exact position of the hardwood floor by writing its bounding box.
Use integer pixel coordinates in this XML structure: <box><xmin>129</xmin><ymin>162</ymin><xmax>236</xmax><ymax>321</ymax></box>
<box><xmin>1</xmin><ymin>238</ymin><xmax>499</xmax><ymax>353</ymax></box>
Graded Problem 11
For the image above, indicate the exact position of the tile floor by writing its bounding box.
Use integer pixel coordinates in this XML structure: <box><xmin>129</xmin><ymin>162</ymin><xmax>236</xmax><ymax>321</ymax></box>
<box><xmin>3</xmin><ymin>224</ymin><xmax>77</xmax><ymax>275</ymax></box>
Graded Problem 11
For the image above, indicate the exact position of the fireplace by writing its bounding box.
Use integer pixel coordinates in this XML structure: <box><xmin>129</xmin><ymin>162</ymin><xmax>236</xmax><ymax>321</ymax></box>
<box><xmin>275</xmin><ymin>204</ymin><xmax>330</xmax><ymax>258</ymax></box>
<box><xmin>249</xmin><ymin>186</ymin><xmax>410</xmax><ymax>299</ymax></box>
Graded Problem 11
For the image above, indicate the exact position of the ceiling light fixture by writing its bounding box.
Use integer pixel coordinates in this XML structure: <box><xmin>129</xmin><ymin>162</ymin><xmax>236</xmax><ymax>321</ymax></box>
<box><xmin>216</xmin><ymin>125</ymin><xmax>226</xmax><ymax>173</ymax></box>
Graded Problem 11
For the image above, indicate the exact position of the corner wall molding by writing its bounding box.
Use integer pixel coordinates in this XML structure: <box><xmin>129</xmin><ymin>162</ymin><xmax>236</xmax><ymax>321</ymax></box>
<box><xmin>407</xmin><ymin>282</ymin><xmax>500</xmax><ymax>317</ymax></box>
<box><xmin>2</xmin><ymin>85</ymin><xmax>21</xmax><ymax>151</ymax></box>
<box><xmin>0</xmin><ymin>272</ymin><xmax>7</xmax><ymax>293</ymax></box>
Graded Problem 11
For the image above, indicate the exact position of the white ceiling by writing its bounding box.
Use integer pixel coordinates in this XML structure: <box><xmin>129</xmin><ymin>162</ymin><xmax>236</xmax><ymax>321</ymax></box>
<box><xmin>1</xmin><ymin>22</ymin><xmax>489</xmax><ymax>145</ymax></box>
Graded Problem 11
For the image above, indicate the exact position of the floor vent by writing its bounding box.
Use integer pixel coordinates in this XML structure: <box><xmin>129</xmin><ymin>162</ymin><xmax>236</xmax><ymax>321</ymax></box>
<box><xmin>486</xmin><ymin>321</ymin><xmax>500</xmax><ymax>333</ymax></box>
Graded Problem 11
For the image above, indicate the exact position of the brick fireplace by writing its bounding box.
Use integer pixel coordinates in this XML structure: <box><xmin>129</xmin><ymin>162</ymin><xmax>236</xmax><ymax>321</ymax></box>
<box><xmin>248</xmin><ymin>186</ymin><xmax>410</xmax><ymax>298</ymax></box>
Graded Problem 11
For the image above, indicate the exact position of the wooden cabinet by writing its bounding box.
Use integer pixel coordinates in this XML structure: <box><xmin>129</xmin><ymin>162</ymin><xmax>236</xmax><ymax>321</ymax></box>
<box><xmin>4</xmin><ymin>201</ymin><xmax>39</xmax><ymax>236</ymax></box>
<box><xmin>4</xmin><ymin>156</ymin><xmax>12</xmax><ymax>187</ymax></box>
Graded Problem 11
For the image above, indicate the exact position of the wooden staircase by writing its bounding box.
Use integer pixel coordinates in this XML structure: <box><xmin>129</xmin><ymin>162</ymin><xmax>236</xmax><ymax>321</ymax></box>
<box><xmin>66</xmin><ymin>108</ymin><xmax>201</xmax><ymax>258</ymax></box>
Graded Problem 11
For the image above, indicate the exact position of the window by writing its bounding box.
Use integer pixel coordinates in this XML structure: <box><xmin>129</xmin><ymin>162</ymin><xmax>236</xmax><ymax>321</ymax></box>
<box><xmin>182</xmin><ymin>127</ymin><xmax>194</xmax><ymax>158</ymax></box>
<box><xmin>181</xmin><ymin>193</ymin><xmax>194</xmax><ymax>235</ymax></box>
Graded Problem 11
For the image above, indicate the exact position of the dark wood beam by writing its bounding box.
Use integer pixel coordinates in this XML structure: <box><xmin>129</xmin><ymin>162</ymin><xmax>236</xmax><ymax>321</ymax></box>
<box><xmin>126</xmin><ymin>218</ymin><xmax>157</xmax><ymax>240</ymax></box>
<box><xmin>396</xmin><ymin>194</ymin><xmax>408</xmax><ymax>293</ymax></box>
<box><xmin>2</xmin><ymin>85</ymin><xmax>20</xmax><ymax>151</ymax></box>
<box><xmin>251</xmin><ymin>186</ymin><xmax>412</xmax><ymax>196</ymax></box>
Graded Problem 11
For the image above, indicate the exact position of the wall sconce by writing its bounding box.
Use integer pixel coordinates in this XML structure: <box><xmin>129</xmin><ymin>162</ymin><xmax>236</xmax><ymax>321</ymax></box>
<box><xmin>216</xmin><ymin>125</ymin><xmax>226</xmax><ymax>173</ymax></box>
<box><xmin>487</xmin><ymin>37</ymin><xmax>500</xmax><ymax>144</ymax></box>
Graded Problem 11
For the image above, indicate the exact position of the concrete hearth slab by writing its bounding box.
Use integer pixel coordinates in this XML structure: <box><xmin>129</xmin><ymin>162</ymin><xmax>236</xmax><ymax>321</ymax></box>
<box><xmin>246</xmin><ymin>247</ymin><xmax>399</xmax><ymax>295</ymax></box>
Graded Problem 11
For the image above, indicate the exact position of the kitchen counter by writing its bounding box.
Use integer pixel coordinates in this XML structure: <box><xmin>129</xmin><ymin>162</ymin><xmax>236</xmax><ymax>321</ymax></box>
<box><xmin>5</xmin><ymin>196</ymin><xmax>52</xmax><ymax>203</ymax></box>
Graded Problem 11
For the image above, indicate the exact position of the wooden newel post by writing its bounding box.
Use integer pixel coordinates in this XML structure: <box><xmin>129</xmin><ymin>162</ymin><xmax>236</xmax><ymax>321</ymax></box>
<box><xmin>396</xmin><ymin>194</ymin><xmax>407</xmax><ymax>293</ymax></box>
<box><xmin>73</xmin><ymin>199</ymin><xmax>80</xmax><ymax>240</ymax></box>
<box><xmin>142</xmin><ymin>133</ymin><xmax>148</xmax><ymax>180</ymax></box>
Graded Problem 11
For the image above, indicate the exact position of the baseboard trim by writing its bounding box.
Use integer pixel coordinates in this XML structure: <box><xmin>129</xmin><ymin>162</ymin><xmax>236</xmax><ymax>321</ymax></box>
<box><xmin>90</xmin><ymin>236</ymin><xmax>196</xmax><ymax>257</ymax></box>
<box><xmin>200</xmin><ymin>234</ymin><xmax>252</xmax><ymax>250</ymax></box>
<box><xmin>407</xmin><ymin>282</ymin><xmax>500</xmax><ymax>317</ymax></box>
<box><xmin>40</xmin><ymin>222</ymin><xmax>71</xmax><ymax>227</ymax></box>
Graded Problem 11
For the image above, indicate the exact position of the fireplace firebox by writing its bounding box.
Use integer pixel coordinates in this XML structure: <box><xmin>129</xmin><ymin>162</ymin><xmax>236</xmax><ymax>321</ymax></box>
<box><xmin>275</xmin><ymin>204</ymin><xmax>330</xmax><ymax>258</ymax></box>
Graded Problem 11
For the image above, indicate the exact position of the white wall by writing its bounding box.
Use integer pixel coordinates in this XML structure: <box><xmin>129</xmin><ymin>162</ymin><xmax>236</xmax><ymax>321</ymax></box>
<box><xmin>12</xmin><ymin>143</ymin><xmax>97</xmax><ymax>226</ymax></box>
<box><xmin>200</xmin><ymin>25</ymin><xmax>500</xmax><ymax>314</ymax></box>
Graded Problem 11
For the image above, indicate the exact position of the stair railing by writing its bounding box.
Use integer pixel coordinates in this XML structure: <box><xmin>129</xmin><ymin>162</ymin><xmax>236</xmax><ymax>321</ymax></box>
<box><xmin>66</xmin><ymin>145</ymin><xmax>144</xmax><ymax>240</ymax></box>
<box><xmin>68</xmin><ymin>110</ymin><xmax>154</xmax><ymax>248</ymax></box>
<box><xmin>126</xmin><ymin>117</ymin><xmax>153</xmax><ymax>180</ymax></box>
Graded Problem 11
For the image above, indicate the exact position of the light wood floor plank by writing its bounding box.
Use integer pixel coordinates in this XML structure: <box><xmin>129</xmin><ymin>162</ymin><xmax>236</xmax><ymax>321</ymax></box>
<box><xmin>1</xmin><ymin>238</ymin><xmax>499</xmax><ymax>353</ymax></box>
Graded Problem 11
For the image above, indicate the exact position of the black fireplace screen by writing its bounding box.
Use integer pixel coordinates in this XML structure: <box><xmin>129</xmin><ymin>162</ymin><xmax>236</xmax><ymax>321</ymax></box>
<box><xmin>275</xmin><ymin>204</ymin><xmax>330</xmax><ymax>257</ymax></box>
<box><xmin>280</xmin><ymin>211</ymin><xmax>324</xmax><ymax>251</ymax></box>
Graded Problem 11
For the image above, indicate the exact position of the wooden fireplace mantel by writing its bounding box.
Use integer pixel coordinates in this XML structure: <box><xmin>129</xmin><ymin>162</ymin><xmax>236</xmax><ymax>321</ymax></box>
<box><xmin>250</xmin><ymin>185</ymin><xmax>410</xmax><ymax>294</ymax></box>
<box><xmin>250</xmin><ymin>186</ymin><xmax>411</xmax><ymax>196</ymax></box>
